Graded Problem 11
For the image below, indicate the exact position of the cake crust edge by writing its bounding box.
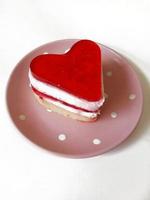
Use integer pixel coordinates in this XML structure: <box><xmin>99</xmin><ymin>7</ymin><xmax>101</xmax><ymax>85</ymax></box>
<box><xmin>34</xmin><ymin>94</ymin><xmax>98</xmax><ymax>122</ymax></box>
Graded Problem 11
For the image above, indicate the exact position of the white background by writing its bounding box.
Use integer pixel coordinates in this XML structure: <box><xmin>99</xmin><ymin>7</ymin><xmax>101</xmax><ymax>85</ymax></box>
<box><xmin>0</xmin><ymin>0</ymin><xmax>150</xmax><ymax>199</ymax></box>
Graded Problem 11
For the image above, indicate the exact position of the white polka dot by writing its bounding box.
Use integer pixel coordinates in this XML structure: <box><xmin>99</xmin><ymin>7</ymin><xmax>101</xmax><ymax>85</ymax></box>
<box><xmin>111</xmin><ymin>112</ymin><xmax>118</xmax><ymax>118</ymax></box>
<box><xmin>19</xmin><ymin>114</ymin><xmax>26</xmax><ymax>120</ymax></box>
<box><xmin>97</xmin><ymin>110</ymin><xmax>101</xmax><ymax>115</ymax></box>
<box><xmin>93</xmin><ymin>138</ymin><xmax>101</xmax><ymax>145</ymax></box>
<box><xmin>64</xmin><ymin>48</ymin><xmax>70</xmax><ymax>53</ymax></box>
<box><xmin>104</xmin><ymin>93</ymin><xmax>109</xmax><ymax>99</ymax></box>
<box><xmin>129</xmin><ymin>94</ymin><xmax>136</xmax><ymax>100</ymax></box>
<box><xmin>106</xmin><ymin>71</ymin><xmax>112</xmax><ymax>77</ymax></box>
<box><xmin>47</xmin><ymin>109</ymin><xmax>52</xmax><ymax>112</ymax></box>
<box><xmin>58</xmin><ymin>134</ymin><xmax>66</xmax><ymax>141</ymax></box>
<box><xmin>43</xmin><ymin>52</ymin><xmax>48</xmax><ymax>54</ymax></box>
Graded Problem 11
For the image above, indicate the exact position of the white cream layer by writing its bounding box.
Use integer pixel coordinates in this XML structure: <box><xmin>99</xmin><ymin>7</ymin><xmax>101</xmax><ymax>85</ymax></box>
<box><xmin>44</xmin><ymin>96</ymin><xmax>98</xmax><ymax>119</ymax></box>
<box><xmin>29</xmin><ymin>70</ymin><xmax>105</xmax><ymax>111</ymax></box>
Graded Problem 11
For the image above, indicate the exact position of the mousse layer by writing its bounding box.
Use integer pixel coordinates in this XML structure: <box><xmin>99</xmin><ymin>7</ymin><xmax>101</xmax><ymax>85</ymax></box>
<box><xmin>29</xmin><ymin>70</ymin><xmax>105</xmax><ymax>112</ymax></box>
<box><xmin>42</xmin><ymin>95</ymin><xmax>98</xmax><ymax>119</ymax></box>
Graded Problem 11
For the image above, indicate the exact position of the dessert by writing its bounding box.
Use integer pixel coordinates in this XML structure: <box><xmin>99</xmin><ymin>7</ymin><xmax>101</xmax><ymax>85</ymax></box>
<box><xmin>29</xmin><ymin>40</ymin><xmax>105</xmax><ymax>121</ymax></box>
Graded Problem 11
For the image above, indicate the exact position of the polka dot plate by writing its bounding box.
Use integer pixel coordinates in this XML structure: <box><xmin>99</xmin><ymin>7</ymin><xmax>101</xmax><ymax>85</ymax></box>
<box><xmin>6</xmin><ymin>39</ymin><xmax>143</xmax><ymax>158</ymax></box>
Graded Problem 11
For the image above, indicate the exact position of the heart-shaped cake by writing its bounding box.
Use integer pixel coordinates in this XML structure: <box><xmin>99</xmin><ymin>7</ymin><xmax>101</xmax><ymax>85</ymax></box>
<box><xmin>29</xmin><ymin>40</ymin><xmax>105</xmax><ymax>121</ymax></box>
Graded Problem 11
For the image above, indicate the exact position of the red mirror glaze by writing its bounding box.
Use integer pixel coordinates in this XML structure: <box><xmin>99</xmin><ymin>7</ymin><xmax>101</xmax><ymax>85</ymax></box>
<box><xmin>30</xmin><ymin>40</ymin><xmax>102</xmax><ymax>101</ymax></box>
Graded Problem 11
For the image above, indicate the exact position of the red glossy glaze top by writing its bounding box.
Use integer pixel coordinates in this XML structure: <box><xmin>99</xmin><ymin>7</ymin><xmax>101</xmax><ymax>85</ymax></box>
<box><xmin>30</xmin><ymin>40</ymin><xmax>103</xmax><ymax>101</ymax></box>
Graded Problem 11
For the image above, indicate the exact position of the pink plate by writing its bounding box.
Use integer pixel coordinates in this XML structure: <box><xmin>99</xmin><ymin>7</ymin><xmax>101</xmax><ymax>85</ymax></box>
<box><xmin>6</xmin><ymin>39</ymin><xmax>143</xmax><ymax>158</ymax></box>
